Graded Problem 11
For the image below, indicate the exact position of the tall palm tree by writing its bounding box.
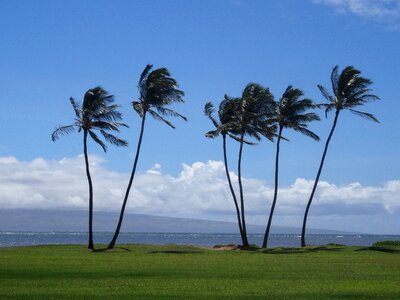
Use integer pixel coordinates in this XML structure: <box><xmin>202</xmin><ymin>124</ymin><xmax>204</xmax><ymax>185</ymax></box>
<box><xmin>236</xmin><ymin>83</ymin><xmax>277</xmax><ymax>246</ymax></box>
<box><xmin>261</xmin><ymin>86</ymin><xmax>320</xmax><ymax>248</ymax></box>
<box><xmin>301</xmin><ymin>66</ymin><xmax>380</xmax><ymax>247</ymax></box>
<box><xmin>51</xmin><ymin>87</ymin><xmax>128</xmax><ymax>250</ymax></box>
<box><xmin>204</xmin><ymin>96</ymin><xmax>250</xmax><ymax>246</ymax></box>
<box><xmin>108</xmin><ymin>64</ymin><xmax>186</xmax><ymax>249</ymax></box>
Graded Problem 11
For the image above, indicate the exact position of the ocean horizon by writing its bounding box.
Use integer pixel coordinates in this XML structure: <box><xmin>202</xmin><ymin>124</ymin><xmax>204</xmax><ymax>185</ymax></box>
<box><xmin>1</xmin><ymin>232</ymin><xmax>399</xmax><ymax>248</ymax></box>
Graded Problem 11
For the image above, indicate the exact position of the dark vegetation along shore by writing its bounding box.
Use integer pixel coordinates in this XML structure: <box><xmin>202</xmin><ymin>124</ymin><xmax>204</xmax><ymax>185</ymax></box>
<box><xmin>1</xmin><ymin>242</ymin><xmax>400</xmax><ymax>299</ymax></box>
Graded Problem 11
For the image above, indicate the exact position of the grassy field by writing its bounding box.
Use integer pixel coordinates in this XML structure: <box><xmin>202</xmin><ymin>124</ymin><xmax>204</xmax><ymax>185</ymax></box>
<box><xmin>1</xmin><ymin>244</ymin><xmax>400</xmax><ymax>299</ymax></box>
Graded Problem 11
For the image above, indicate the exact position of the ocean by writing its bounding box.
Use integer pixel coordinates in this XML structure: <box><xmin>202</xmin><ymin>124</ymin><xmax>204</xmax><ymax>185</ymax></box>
<box><xmin>1</xmin><ymin>232</ymin><xmax>399</xmax><ymax>248</ymax></box>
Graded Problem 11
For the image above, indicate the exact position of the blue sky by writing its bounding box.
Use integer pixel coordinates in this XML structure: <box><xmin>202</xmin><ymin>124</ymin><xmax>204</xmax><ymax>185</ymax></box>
<box><xmin>0</xmin><ymin>0</ymin><xmax>399</xmax><ymax>233</ymax></box>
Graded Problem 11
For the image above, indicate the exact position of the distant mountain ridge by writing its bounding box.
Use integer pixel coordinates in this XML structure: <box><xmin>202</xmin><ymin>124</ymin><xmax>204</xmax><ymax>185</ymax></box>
<box><xmin>0</xmin><ymin>209</ymin><xmax>354</xmax><ymax>234</ymax></box>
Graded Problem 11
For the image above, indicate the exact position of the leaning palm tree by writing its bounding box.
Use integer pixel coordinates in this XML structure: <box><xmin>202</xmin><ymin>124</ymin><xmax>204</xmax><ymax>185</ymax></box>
<box><xmin>301</xmin><ymin>66</ymin><xmax>380</xmax><ymax>247</ymax></box>
<box><xmin>204</xmin><ymin>96</ymin><xmax>249</xmax><ymax>246</ymax></box>
<box><xmin>261</xmin><ymin>86</ymin><xmax>320</xmax><ymax>248</ymax></box>
<box><xmin>236</xmin><ymin>83</ymin><xmax>277</xmax><ymax>247</ymax></box>
<box><xmin>51</xmin><ymin>87</ymin><xmax>128</xmax><ymax>250</ymax></box>
<box><xmin>108</xmin><ymin>64</ymin><xmax>186</xmax><ymax>249</ymax></box>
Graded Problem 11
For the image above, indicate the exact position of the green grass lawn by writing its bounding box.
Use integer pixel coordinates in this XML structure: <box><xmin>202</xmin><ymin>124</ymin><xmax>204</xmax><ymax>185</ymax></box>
<box><xmin>1</xmin><ymin>244</ymin><xmax>400</xmax><ymax>299</ymax></box>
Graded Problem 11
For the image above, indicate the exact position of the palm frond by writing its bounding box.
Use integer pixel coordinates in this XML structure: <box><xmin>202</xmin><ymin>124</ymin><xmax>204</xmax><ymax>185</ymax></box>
<box><xmin>148</xmin><ymin>109</ymin><xmax>176</xmax><ymax>128</ymax></box>
<box><xmin>325</xmin><ymin>106</ymin><xmax>335</xmax><ymax>118</ymax></box>
<box><xmin>287</xmin><ymin>113</ymin><xmax>320</xmax><ymax>124</ymax></box>
<box><xmin>259</xmin><ymin>124</ymin><xmax>278</xmax><ymax>142</ymax></box>
<box><xmin>95</xmin><ymin>105</ymin><xmax>124</xmax><ymax>122</ymax></box>
<box><xmin>246</xmin><ymin>129</ymin><xmax>263</xmax><ymax>142</ymax></box>
<box><xmin>330</xmin><ymin>65</ymin><xmax>340</xmax><ymax>97</ymax></box>
<box><xmin>139</xmin><ymin>64</ymin><xmax>153</xmax><ymax>85</ymax></box>
<box><xmin>51</xmin><ymin>125</ymin><xmax>77</xmax><ymax>141</ymax></box>
<box><xmin>280</xmin><ymin>86</ymin><xmax>304</xmax><ymax>105</ymax></box>
<box><xmin>204</xmin><ymin>102</ymin><xmax>220</xmax><ymax>130</ymax></box>
<box><xmin>69</xmin><ymin>98</ymin><xmax>81</xmax><ymax>118</ymax></box>
<box><xmin>293</xmin><ymin>126</ymin><xmax>320</xmax><ymax>141</ymax></box>
<box><xmin>288</xmin><ymin>98</ymin><xmax>317</xmax><ymax>112</ymax></box>
<box><xmin>349</xmin><ymin>109</ymin><xmax>380</xmax><ymax>123</ymax></box>
<box><xmin>345</xmin><ymin>94</ymin><xmax>380</xmax><ymax>108</ymax></box>
<box><xmin>88</xmin><ymin>130</ymin><xmax>107</xmax><ymax>152</ymax></box>
<box><xmin>219</xmin><ymin>120</ymin><xmax>241</xmax><ymax>135</ymax></box>
<box><xmin>100</xmin><ymin>130</ymin><xmax>129</xmax><ymax>147</ymax></box>
<box><xmin>338</xmin><ymin>66</ymin><xmax>360</xmax><ymax>95</ymax></box>
<box><xmin>317</xmin><ymin>85</ymin><xmax>335</xmax><ymax>103</ymax></box>
<box><xmin>227</xmin><ymin>132</ymin><xmax>240</xmax><ymax>142</ymax></box>
<box><xmin>279</xmin><ymin>134</ymin><xmax>290</xmax><ymax>142</ymax></box>
<box><xmin>205</xmin><ymin>129</ymin><xmax>220</xmax><ymax>139</ymax></box>
<box><xmin>227</xmin><ymin>133</ymin><xmax>257</xmax><ymax>145</ymax></box>
<box><xmin>315</xmin><ymin>103</ymin><xmax>335</xmax><ymax>118</ymax></box>
<box><xmin>155</xmin><ymin>106</ymin><xmax>187</xmax><ymax>121</ymax></box>
<box><xmin>91</xmin><ymin>121</ymin><xmax>128</xmax><ymax>132</ymax></box>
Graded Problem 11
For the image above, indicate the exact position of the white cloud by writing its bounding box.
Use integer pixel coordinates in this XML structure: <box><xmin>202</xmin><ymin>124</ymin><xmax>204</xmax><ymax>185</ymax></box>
<box><xmin>0</xmin><ymin>155</ymin><xmax>399</xmax><ymax>233</ymax></box>
<box><xmin>313</xmin><ymin>0</ymin><xmax>400</xmax><ymax>28</ymax></box>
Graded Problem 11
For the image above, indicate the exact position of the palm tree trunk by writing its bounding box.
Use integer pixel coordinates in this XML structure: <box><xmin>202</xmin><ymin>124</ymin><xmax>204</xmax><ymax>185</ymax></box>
<box><xmin>222</xmin><ymin>134</ymin><xmax>246</xmax><ymax>245</ymax></box>
<box><xmin>262</xmin><ymin>125</ymin><xmax>283</xmax><ymax>248</ymax></box>
<box><xmin>108</xmin><ymin>113</ymin><xmax>147</xmax><ymax>249</ymax></box>
<box><xmin>301</xmin><ymin>110</ymin><xmax>340</xmax><ymax>247</ymax></box>
<box><xmin>83</xmin><ymin>130</ymin><xmax>94</xmax><ymax>250</ymax></box>
<box><xmin>237</xmin><ymin>132</ymin><xmax>249</xmax><ymax>247</ymax></box>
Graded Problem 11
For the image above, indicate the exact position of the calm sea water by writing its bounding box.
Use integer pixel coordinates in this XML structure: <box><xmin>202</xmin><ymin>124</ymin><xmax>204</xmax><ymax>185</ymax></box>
<box><xmin>1</xmin><ymin>232</ymin><xmax>399</xmax><ymax>248</ymax></box>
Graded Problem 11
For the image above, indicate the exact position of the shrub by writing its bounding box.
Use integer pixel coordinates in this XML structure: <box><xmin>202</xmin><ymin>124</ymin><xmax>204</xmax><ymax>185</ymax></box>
<box><xmin>372</xmin><ymin>240</ymin><xmax>400</xmax><ymax>247</ymax></box>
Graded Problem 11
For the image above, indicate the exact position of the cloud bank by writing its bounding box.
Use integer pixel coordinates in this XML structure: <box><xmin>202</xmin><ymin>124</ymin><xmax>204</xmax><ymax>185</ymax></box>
<box><xmin>313</xmin><ymin>0</ymin><xmax>400</xmax><ymax>28</ymax></box>
<box><xmin>0</xmin><ymin>155</ymin><xmax>399</xmax><ymax>233</ymax></box>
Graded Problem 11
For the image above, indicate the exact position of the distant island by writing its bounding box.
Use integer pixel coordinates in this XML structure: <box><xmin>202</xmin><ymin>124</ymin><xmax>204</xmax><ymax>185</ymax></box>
<box><xmin>0</xmin><ymin>209</ymin><xmax>355</xmax><ymax>235</ymax></box>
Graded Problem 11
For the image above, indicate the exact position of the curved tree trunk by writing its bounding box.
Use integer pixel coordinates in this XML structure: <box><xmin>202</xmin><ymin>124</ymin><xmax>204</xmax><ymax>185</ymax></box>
<box><xmin>237</xmin><ymin>133</ymin><xmax>249</xmax><ymax>247</ymax></box>
<box><xmin>222</xmin><ymin>134</ymin><xmax>246</xmax><ymax>245</ymax></box>
<box><xmin>301</xmin><ymin>110</ymin><xmax>340</xmax><ymax>247</ymax></box>
<box><xmin>108</xmin><ymin>113</ymin><xmax>147</xmax><ymax>249</ymax></box>
<box><xmin>262</xmin><ymin>125</ymin><xmax>283</xmax><ymax>248</ymax></box>
<box><xmin>83</xmin><ymin>130</ymin><xmax>94</xmax><ymax>250</ymax></box>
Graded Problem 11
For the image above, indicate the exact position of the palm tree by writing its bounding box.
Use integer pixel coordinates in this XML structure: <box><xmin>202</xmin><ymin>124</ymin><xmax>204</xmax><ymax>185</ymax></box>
<box><xmin>301</xmin><ymin>66</ymin><xmax>380</xmax><ymax>247</ymax></box>
<box><xmin>236</xmin><ymin>83</ymin><xmax>277</xmax><ymax>247</ymax></box>
<box><xmin>51</xmin><ymin>87</ymin><xmax>128</xmax><ymax>250</ymax></box>
<box><xmin>204</xmin><ymin>96</ymin><xmax>249</xmax><ymax>246</ymax></box>
<box><xmin>108</xmin><ymin>64</ymin><xmax>186</xmax><ymax>249</ymax></box>
<box><xmin>261</xmin><ymin>86</ymin><xmax>320</xmax><ymax>248</ymax></box>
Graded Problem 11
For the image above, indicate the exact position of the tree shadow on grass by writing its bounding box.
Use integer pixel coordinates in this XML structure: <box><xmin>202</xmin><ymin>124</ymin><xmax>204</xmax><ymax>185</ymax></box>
<box><xmin>261</xmin><ymin>245</ymin><xmax>345</xmax><ymax>254</ymax></box>
<box><xmin>355</xmin><ymin>246</ymin><xmax>400</xmax><ymax>254</ymax></box>
<box><xmin>92</xmin><ymin>246</ymin><xmax>132</xmax><ymax>252</ymax></box>
<box><xmin>148</xmin><ymin>250</ymin><xmax>204</xmax><ymax>254</ymax></box>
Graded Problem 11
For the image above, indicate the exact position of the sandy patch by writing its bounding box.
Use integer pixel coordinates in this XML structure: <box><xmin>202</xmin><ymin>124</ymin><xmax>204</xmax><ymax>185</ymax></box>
<box><xmin>212</xmin><ymin>244</ymin><xmax>241</xmax><ymax>251</ymax></box>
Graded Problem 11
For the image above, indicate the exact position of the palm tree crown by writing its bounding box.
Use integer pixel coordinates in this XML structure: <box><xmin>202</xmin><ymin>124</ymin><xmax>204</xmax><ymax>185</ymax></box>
<box><xmin>51</xmin><ymin>87</ymin><xmax>128</xmax><ymax>150</ymax></box>
<box><xmin>275</xmin><ymin>86</ymin><xmax>320</xmax><ymax>140</ymax></box>
<box><xmin>204</xmin><ymin>96</ymin><xmax>245</xmax><ymax>142</ymax></box>
<box><xmin>133</xmin><ymin>64</ymin><xmax>186</xmax><ymax>127</ymax></box>
<box><xmin>317</xmin><ymin>65</ymin><xmax>380</xmax><ymax>121</ymax></box>
<box><xmin>237</xmin><ymin>83</ymin><xmax>277</xmax><ymax>141</ymax></box>
<box><xmin>205</xmin><ymin>83</ymin><xmax>277</xmax><ymax>142</ymax></box>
